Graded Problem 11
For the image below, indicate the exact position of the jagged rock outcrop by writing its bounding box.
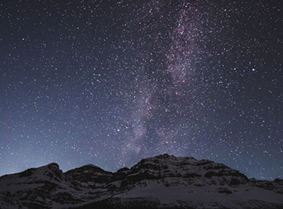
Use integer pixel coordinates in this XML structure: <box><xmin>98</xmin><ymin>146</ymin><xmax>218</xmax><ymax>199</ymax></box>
<box><xmin>0</xmin><ymin>154</ymin><xmax>282</xmax><ymax>209</ymax></box>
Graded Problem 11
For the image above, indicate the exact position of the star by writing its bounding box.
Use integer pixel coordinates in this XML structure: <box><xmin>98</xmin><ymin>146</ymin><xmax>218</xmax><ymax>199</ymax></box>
<box><xmin>0</xmin><ymin>0</ymin><xmax>282</xmax><ymax>180</ymax></box>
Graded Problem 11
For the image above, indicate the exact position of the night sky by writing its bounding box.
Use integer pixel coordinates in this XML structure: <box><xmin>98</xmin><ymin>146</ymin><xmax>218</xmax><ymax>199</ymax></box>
<box><xmin>0</xmin><ymin>0</ymin><xmax>282</xmax><ymax>180</ymax></box>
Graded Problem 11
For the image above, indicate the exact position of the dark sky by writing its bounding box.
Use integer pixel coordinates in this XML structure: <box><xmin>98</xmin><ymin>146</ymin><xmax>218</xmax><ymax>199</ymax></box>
<box><xmin>0</xmin><ymin>0</ymin><xmax>282</xmax><ymax>180</ymax></box>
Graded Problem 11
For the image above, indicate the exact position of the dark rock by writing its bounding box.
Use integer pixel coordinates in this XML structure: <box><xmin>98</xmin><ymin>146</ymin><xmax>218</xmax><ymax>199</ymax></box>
<box><xmin>217</xmin><ymin>188</ymin><xmax>233</xmax><ymax>194</ymax></box>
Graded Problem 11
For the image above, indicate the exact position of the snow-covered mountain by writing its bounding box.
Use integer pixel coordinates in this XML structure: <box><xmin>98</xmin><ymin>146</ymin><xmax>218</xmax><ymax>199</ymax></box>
<box><xmin>0</xmin><ymin>154</ymin><xmax>282</xmax><ymax>209</ymax></box>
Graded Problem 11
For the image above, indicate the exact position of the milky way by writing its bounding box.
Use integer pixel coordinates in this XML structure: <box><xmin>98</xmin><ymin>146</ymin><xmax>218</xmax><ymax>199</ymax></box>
<box><xmin>0</xmin><ymin>0</ymin><xmax>282</xmax><ymax>180</ymax></box>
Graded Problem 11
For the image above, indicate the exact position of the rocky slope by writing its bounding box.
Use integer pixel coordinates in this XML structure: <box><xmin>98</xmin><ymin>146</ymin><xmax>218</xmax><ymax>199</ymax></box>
<box><xmin>0</xmin><ymin>154</ymin><xmax>282</xmax><ymax>209</ymax></box>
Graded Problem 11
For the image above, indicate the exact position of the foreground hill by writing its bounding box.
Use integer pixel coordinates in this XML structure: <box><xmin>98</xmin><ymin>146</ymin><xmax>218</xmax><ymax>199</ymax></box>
<box><xmin>0</xmin><ymin>154</ymin><xmax>283</xmax><ymax>209</ymax></box>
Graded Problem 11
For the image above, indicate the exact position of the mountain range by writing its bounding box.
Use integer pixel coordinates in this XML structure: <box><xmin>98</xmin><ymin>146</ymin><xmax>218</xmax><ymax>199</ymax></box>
<box><xmin>0</xmin><ymin>154</ymin><xmax>283</xmax><ymax>209</ymax></box>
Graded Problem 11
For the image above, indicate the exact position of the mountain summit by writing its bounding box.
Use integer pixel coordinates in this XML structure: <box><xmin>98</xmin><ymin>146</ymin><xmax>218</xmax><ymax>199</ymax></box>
<box><xmin>0</xmin><ymin>154</ymin><xmax>282</xmax><ymax>209</ymax></box>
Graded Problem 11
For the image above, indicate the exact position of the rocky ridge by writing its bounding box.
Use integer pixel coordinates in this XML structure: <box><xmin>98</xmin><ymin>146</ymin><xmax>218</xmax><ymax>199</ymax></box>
<box><xmin>0</xmin><ymin>154</ymin><xmax>282</xmax><ymax>209</ymax></box>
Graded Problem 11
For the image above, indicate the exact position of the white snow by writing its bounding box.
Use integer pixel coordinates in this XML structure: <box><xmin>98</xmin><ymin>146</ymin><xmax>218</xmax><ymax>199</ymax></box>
<box><xmin>0</xmin><ymin>154</ymin><xmax>282</xmax><ymax>208</ymax></box>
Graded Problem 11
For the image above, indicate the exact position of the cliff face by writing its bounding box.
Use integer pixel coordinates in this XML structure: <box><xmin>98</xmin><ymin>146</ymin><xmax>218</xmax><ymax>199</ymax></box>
<box><xmin>0</xmin><ymin>154</ymin><xmax>283</xmax><ymax>209</ymax></box>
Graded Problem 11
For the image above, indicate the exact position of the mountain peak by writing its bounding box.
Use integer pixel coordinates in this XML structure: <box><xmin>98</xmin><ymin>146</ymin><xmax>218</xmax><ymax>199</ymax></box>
<box><xmin>46</xmin><ymin>162</ymin><xmax>60</xmax><ymax>170</ymax></box>
<box><xmin>155</xmin><ymin>153</ymin><xmax>175</xmax><ymax>159</ymax></box>
<box><xmin>0</xmin><ymin>154</ymin><xmax>283</xmax><ymax>209</ymax></box>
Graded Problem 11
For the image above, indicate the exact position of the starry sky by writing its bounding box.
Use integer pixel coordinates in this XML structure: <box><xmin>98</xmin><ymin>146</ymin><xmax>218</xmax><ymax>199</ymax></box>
<box><xmin>0</xmin><ymin>0</ymin><xmax>282</xmax><ymax>180</ymax></box>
